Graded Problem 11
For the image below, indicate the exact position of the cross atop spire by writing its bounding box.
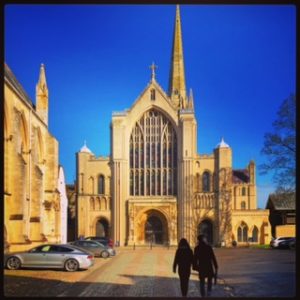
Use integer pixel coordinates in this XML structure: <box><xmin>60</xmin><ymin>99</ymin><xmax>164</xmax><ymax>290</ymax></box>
<box><xmin>149</xmin><ymin>62</ymin><xmax>158</xmax><ymax>81</ymax></box>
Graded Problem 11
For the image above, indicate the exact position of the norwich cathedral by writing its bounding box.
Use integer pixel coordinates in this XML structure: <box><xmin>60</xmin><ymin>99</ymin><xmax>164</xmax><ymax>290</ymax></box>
<box><xmin>4</xmin><ymin>63</ymin><xmax>68</xmax><ymax>252</ymax></box>
<box><xmin>76</xmin><ymin>6</ymin><xmax>271</xmax><ymax>247</ymax></box>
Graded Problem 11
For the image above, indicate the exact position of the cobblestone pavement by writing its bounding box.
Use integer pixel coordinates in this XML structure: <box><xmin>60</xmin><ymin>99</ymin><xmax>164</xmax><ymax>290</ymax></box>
<box><xmin>57</xmin><ymin>247</ymin><xmax>232</xmax><ymax>298</ymax></box>
<box><xmin>3</xmin><ymin>246</ymin><xmax>295</xmax><ymax>297</ymax></box>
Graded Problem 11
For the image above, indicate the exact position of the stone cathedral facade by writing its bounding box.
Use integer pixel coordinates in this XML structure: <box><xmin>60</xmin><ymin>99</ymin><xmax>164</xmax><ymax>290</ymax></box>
<box><xmin>4</xmin><ymin>63</ymin><xmax>68</xmax><ymax>252</ymax></box>
<box><xmin>76</xmin><ymin>6</ymin><xmax>271</xmax><ymax>247</ymax></box>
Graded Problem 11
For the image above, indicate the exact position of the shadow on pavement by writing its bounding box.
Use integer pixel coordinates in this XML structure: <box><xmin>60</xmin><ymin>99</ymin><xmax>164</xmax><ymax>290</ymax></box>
<box><xmin>4</xmin><ymin>273</ymin><xmax>232</xmax><ymax>298</ymax></box>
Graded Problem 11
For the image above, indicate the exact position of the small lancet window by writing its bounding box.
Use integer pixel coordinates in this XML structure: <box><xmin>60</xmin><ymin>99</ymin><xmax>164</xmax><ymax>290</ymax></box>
<box><xmin>242</xmin><ymin>187</ymin><xmax>246</xmax><ymax>196</ymax></box>
<box><xmin>241</xmin><ymin>201</ymin><xmax>246</xmax><ymax>210</ymax></box>
<box><xmin>150</xmin><ymin>89</ymin><xmax>156</xmax><ymax>101</ymax></box>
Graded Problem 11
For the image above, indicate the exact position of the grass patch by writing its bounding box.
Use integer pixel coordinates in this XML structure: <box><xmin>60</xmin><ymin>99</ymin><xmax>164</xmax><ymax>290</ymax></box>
<box><xmin>250</xmin><ymin>244</ymin><xmax>271</xmax><ymax>249</ymax></box>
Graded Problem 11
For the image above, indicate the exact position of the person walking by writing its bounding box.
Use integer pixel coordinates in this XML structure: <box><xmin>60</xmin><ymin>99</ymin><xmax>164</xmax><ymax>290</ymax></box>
<box><xmin>193</xmin><ymin>234</ymin><xmax>218</xmax><ymax>297</ymax></box>
<box><xmin>173</xmin><ymin>238</ymin><xmax>194</xmax><ymax>297</ymax></box>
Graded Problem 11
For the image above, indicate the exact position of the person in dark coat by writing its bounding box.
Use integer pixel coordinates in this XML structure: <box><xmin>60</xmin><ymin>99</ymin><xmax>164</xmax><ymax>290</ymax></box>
<box><xmin>173</xmin><ymin>238</ymin><xmax>194</xmax><ymax>297</ymax></box>
<box><xmin>193</xmin><ymin>234</ymin><xmax>218</xmax><ymax>297</ymax></box>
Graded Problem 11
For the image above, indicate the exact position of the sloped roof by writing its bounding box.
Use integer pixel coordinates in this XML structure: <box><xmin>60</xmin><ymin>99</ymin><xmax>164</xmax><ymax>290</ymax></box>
<box><xmin>215</xmin><ymin>137</ymin><xmax>230</xmax><ymax>148</ymax></box>
<box><xmin>4</xmin><ymin>63</ymin><xmax>34</xmax><ymax>108</ymax></box>
<box><xmin>79</xmin><ymin>141</ymin><xmax>92</xmax><ymax>153</ymax></box>
<box><xmin>266</xmin><ymin>193</ymin><xmax>295</xmax><ymax>210</ymax></box>
<box><xmin>232</xmin><ymin>169</ymin><xmax>250</xmax><ymax>184</ymax></box>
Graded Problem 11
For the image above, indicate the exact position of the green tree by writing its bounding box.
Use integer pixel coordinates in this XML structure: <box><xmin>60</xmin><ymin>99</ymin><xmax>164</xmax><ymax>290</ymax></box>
<box><xmin>259</xmin><ymin>94</ymin><xmax>296</xmax><ymax>192</ymax></box>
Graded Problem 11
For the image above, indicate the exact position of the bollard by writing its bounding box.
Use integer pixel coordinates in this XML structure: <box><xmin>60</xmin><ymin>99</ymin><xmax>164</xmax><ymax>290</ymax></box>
<box><xmin>133</xmin><ymin>243</ymin><xmax>135</xmax><ymax>250</ymax></box>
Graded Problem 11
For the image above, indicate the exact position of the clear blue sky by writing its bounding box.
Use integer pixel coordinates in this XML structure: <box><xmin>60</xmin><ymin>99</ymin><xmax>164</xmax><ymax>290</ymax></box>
<box><xmin>5</xmin><ymin>4</ymin><xmax>296</xmax><ymax>208</ymax></box>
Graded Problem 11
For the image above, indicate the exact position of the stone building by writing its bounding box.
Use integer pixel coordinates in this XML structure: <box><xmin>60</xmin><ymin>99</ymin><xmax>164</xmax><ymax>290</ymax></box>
<box><xmin>76</xmin><ymin>6</ymin><xmax>271</xmax><ymax>247</ymax></box>
<box><xmin>266</xmin><ymin>193</ymin><xmax>296</xmax><ymax>238</ymax></box>
<box><xmin>4</xmin><ymin>63</ymin><xmax>64</xmax><ymax>252</ymax></box>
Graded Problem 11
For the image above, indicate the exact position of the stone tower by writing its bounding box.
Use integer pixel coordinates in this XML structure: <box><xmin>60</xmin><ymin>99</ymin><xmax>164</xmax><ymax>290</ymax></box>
<box><xmin>214</xmin><ymin>138</ymin><xmax>233</xmax><ymax>244</ymax></box>
<box><xmin>169</xmin><ymin>6</ymin><xmax>198</xmax><ymax>242</ymax></box>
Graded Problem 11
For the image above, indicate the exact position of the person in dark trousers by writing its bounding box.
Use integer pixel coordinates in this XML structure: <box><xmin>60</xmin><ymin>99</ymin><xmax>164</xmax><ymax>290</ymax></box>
<box><xmin>173</xmin><ymin>238</ymin><xmax>194</xmax><ymax>297</ymax></box>
<box><xmin>193</xmin><ymin>234</ymin><xmax>218</xmax><ymax>297</ymax></box>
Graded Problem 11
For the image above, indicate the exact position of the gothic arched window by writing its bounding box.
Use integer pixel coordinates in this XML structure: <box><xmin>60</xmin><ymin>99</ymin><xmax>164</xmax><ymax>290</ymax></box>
<box><xmin>98</xmin><ymin>175</ymin><xmax>105</xmax><ymax>195</ymax></box>
<box><xmin>252</xmin><ymin>226</ymin><xmax>258</xmax><ymax>242</ymax></box>
<box><xmin>242</xmin><ymin>187</ymin><xmax>246</xmax><ymax>196</ymax></box>
<box><xmin>130</xmin><ymin>171</ymin><xmax>134</xmax><ymax>196</ymax></box>
<box><xmin>129</xmin><ymin>109</ymin><xmax>177</xmax><ymax>196</ymax></box>
<box><xmin>202</xmin><ymin>171</ymin><xmax>210</xmax><ymax>192</ymax></box>
<box><xmin>237</xmin><ymin>222</ymin><xmax>248</xmax><ymax>242</ymax></box>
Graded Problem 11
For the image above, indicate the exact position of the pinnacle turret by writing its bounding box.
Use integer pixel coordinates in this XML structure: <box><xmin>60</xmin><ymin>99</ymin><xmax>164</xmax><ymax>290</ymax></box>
<box><xmin>188</xmin><ymin>88</ymin><xmax>194</xmax><ymax>110</ymax></box>
<box><xmin>36</xmin><ymin>63</ymin><xmax>49</xmax><ymax>125</ymax></box>
<box><xmin>36</xmin><ymin>63</ymin><xmax>48</xmax><ymax>95</ymax></box>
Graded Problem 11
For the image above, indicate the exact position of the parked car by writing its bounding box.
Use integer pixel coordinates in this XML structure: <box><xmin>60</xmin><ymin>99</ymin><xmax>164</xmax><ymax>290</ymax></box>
<box><xmin>4</xmin><ymin>244</ymin><xmax>94</xmax><ymax>272</ymax></box>
<box><xmin>276</xmin><ymin>237</ymin><xmax>295</xmax><ymax>249</ymax></box>
<box><xmin>69</xmin><ymin>240</ymin><xmax>116</xmax><ymax>258</ymax></box>
<box><xmin>84</xmin><ymin>236</ymin><xmax>114</xmax><ymax>248</ymax></box>
<box><xmin>270</xmin><ymin>237</ymin><xmax>295</xmax><ymax>249</ymax></box>
<box><xmin>288</xmin><ymin>238</ymin><xmax>296</xmax><ymax>249</ymax></box>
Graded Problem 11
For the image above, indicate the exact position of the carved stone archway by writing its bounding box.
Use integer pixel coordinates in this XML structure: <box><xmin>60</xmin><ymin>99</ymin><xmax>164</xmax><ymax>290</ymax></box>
<box><xmin>135</xmin><ymin>209</ymin><xmax>169</xmax><ymax>245</ymax></box>
<box><xmin>95</xmin><ymin>217</ymin><xmax>109</xmax><ymax>237</ymax></box>
<box><xmin>198</xmin><ymin>219</ymin><xmax>214</xmax><ymax>245</ymax></box>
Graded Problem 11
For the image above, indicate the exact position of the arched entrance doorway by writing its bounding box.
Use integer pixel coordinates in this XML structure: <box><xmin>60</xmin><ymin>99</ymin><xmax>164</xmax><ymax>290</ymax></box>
<box><xmin>96</xmin><ymin>218</ymin><xmax>109</xmax><ymax>237</ymax></box>
<box><xmin>145</xmin><ymin>215</ymin><xmax>163</xmax><ymax>244</ymax></box>
<box><xmin>136</xmin><ymin>209</ymin><xmax>168</xmax><ymax>245</ymax></box>
<box><xmin>198</xmin><ymin>219</ymin><xmax>213</xmax><ymax>245</ymax></box>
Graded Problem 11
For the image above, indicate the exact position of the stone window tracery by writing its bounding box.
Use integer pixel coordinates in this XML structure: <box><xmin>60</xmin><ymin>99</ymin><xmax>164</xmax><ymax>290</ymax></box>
<box><xmin>237</xmin><ymin>222</ymin><xmax>248</xmax><ymax>242</ymax></box>
<box><xmin>129</xmin><ymin>109</ymin><xmax>177</xmax><ymax>196</ymax></box>
<box><xmin>252</xmin><ymin>226</ymin><xmax>258</xmax><ymax>242</ymax></box>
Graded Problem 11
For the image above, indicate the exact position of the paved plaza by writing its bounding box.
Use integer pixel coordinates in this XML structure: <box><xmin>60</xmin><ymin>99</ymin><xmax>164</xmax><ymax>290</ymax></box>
<box><xmin>4</xmin><ymin>247</ymin><xmax>296</xmax><ymax>297</ymax></box>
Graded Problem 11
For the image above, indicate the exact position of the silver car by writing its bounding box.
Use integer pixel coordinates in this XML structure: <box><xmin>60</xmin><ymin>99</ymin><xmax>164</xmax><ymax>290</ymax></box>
<box><xmin>69</xmin><ymin>240</ymin><xmax>116</xmax><ymax>258</ymax></box>
<box><xmin>5</xmin><ymin>244</ymin><xmax>94</xmax><ymax>272</ymax></box>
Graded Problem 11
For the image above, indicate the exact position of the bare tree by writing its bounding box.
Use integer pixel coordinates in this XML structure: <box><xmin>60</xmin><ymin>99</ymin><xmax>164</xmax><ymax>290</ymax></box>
<box><xmin>259</xmin><ymin>94</ymin><xmax>296</xmax><ymax>192</ymax></box>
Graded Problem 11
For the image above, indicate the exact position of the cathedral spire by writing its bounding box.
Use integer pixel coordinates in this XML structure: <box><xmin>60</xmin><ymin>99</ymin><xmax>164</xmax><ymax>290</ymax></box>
<box><xmin>36</xmin><ymin>63</ymin><xmax>49</xmax><ymax>126</ymax></box>
<box><xmin>168</xmin><ymin>5</ymin><xmax>187</xmax><ymax>108</ymax></box>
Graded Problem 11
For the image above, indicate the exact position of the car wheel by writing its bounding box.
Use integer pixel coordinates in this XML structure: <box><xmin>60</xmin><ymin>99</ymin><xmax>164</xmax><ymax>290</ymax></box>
<box><xmin>101</xmin><ymin>251</ymin><xmax>109</xmax><ymax>258</ymax></box>
<box><xmin>6</xmin><ymin>256</ymin><xmax>21</xmax><ymax>270</ymax></box>
<box><xmin>64</xmin><ymin>259</ymin><xmax>79</xmax><ymax>272</ymax></box>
